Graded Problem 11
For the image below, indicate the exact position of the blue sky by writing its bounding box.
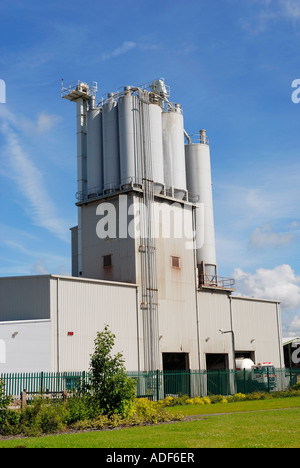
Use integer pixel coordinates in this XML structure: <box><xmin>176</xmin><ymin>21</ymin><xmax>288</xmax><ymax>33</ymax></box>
<box><xmin>0</xmin><ymin>0</ymin><xmax>300</xmax><ymax>337</ymax></box>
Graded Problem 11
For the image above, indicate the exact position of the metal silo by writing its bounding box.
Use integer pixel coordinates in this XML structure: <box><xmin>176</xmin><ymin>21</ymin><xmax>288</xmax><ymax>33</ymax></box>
<box><xmin>147</xmin><ymin>102</ymin><xmax>165</xmax><ymax>194</ymax></box>
<box><xmin>87</xmin><ymin>96</ymin><xmax>103</xmax><ymax>197</ymax></box>
<box><xmin>118</xmin><ymin>87</ymin><xmax>142</xmax><ymax>188</ymax></box>
<box><xmin>185</xmin><ymin>130</ymin><xmax>217</xmax><ymax>284</ymax></box>
<box><xmin>102</xmin><ymin>93</ymin><xmax>120</xmax><ymax>193</ymax></box>
<box><xmin>162</xmin><ymin>104</ymin><xmax>187</xmax><ymax>200</ymax></box>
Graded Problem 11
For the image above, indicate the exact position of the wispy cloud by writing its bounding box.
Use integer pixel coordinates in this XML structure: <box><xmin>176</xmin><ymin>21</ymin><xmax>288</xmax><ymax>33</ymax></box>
<box><xmin>279</xmin><ymin>0</ymin><xmax>300</xmax><ymax>20</ymax></box>
<box><xmin>250</xmin><ymin>224</ymin><xmax>295</xmax><ymax>248</ymax></box>
<box><xmin>21</xmin><ymin>112</ymin><xmax>63</xmax><ymax>134</ymax></box>
<box><xmin>0</xmin><ymin>109</ymin><xmax>69</xmax><ymax>242</ymax></box>
<box><xmin>101</xmin><ymin>41</ymin><xmax>137</xmax><ymax>61</ymax></box>
<box><xmin>241</xmin><ymin>0</ymin><xmax>300</xmax><ymax>34</ymax></box>
<box><xmin>101</xmin><ymin>40</ymin><xmax>159</xmax><ymax>61</ymax></box>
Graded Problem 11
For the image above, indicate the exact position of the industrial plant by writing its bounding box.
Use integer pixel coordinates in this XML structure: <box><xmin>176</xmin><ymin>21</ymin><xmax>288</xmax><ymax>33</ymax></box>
<box><xmin>0</xmin><ymin>79</ymin><xmax>284</xmax><ymax>379</ymax></box>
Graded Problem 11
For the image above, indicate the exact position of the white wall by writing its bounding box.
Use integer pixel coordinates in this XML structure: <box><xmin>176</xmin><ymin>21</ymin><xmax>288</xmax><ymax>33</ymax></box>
<box><xmin>49</xmin><ymin>276</ymin><xmax>140</xmax><ymax>372</ymax></box>
<box><xmin>0</xmin><ymin>320</ymin><xmax>51</xmax><ymax>374</ymax></box>
<box><xmin>198</xmin><ymin>290</ymin><xmax>284</xmax><ymax>369</ymax></box>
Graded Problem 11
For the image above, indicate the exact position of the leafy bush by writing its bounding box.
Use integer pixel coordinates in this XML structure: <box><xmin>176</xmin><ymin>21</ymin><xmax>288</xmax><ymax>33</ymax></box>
<box><xmin>71</xmin><ymin>397</ymin><xmax>183</xmax><ymax>431</ymax></box>
<box><xmin>292</xmin><ymin>381</ymin><xmax>300</xmax><ymax>391</ymax></box>
<box><xmin>19</xmin><ymin>397</ymin><xmax>68</xmax><ymax>436</ymax></box>
<box><xmin>0</xmin><ymin>379</ymin><xmax>12</xmax><ymax>411</ymax></box>
<box><xmin>0</xmin><ymin>379</ymin><xmax>20</xmax><ymax>436</ymax></box>
<box><xmin>85</xmin><ymin>325</ymin><xmax>136</xmax><ymax>416</ymax></box>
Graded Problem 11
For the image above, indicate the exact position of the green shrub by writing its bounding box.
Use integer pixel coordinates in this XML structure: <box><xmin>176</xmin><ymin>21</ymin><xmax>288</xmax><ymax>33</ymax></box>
<box><xmin>0</xmin><ymin>379</ymin><xmax>19</xmax><ymax>436</ymax></box>
<box><xmin>127</xmin><ymin>398</ymin><xmax>173</xmax><ymax>424</ymax></box>
<box><xmin>0</xmin><ymin>409</ymin><xmax>21</xmax><ymax>436</ymax></box>
<box><xmin>84</xmin><ymin>325</ymin><xmax>136</xmax><ymax>416</ymax></box>
<box><xmin>65</xmin><ymin>394</ymin><xmax>92</xmax><ymax>425</ymax></box>
<box><xmin>70</xmin><ymin>398</ymin><xmax>183</xmax><ymax>431</ymax></box>
<box><xmin>19</xmin><ymin>397</ymin><xmax>69</xmax><ymax>436</ymax></box>
<box><xmin>35</xmin><ymin>404</ymin><xmax>66</xmax><ymax>434</ymax></box>
<box><xmin>0</xmin><ymin>379</ymin><xmax>12</xmax><ymax>411</ymax></box>
<box><xmin>292</xmin><ymin>381</ymin><xmax>300</xmax><ymax>391</ymax></box>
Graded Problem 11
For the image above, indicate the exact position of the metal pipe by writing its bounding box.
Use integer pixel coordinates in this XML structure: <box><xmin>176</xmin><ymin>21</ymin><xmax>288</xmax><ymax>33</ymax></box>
<box><xmin>184</xmin><ymin>129</ymin><xmax>191</xmax><ymax>144</ymax></box>
<box><xmin>56</xmin><ymin>277</ymin><xmax>60</xmax><ymax>373</ymax></box>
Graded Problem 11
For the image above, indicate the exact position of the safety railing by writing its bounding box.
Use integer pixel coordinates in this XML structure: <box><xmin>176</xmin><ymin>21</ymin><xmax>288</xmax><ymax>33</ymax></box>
<box><xmin>199</xmin><ymin>274</ymin><xmax>235</xmax><ymax>290</ymax></box>
<box><xmin>1</xmin><ymin>369</ymin><xmax>299</xmax><ymax>401</ymax></box>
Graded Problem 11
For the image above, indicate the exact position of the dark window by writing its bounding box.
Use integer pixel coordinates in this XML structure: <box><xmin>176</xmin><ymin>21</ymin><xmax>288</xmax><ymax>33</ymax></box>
<box><xmin>171</xmin><ymin>256</ymin><xmax>180</xmax><ymax>269</ymax></box>
<box><xmin>103</xmin><ymin>254</ymin><xmax>112</xmax><ymax>268</ymax></box>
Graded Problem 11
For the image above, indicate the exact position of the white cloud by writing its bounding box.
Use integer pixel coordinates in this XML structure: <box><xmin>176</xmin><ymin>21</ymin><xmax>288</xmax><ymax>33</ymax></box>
<box><xmin>250</xmin><ymin>224</ymin><xmax>294</xmax><ymax>248</ymax></box>
<box><xmin>101</xmin><ymin>41</ymin><xmax>137</xmax><ymax>61</ymax></box>
<box><xmin>241</xmin><ymin>0</ymin><xmax>300</xmax><ymax>34</ymax></box>
<box><xmin>21</xmin><ymin>112</ymin><xmax>62</xmax><ymax>134</ymax></box>
<box><xmin>100</xmin><ymin>40</ymin><xmax>160</xmax><ymax>61</ymax></box>
<box><xmin>289</xmin><ymin>315</ymin><xmax>300</xmax><ymax>335</ymax></box>
<box><xmin>31</xmin><ymin>259</ymin><xmax>49</xmax><ymax>275</ymax></box>
<box><xmin>233</xmin><ymin>264</ymin><xmax>300</xmax><ymax>310</ymax></box>
<box><xmin>279</xmin><ymin>0</ymin><xmax>300</xmax><ymax>20</ymax></box>
<box><xmin>0</xmin><ymin>112</ymin><xmax>69</xmax><ymax>242</ymax></box>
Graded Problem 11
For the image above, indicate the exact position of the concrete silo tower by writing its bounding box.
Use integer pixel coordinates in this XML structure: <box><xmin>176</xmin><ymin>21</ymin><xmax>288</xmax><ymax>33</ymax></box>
<box><xmin>185</xmin><ymin>129</ymin><xmax>217</xmax><ymax>285</ymax></box>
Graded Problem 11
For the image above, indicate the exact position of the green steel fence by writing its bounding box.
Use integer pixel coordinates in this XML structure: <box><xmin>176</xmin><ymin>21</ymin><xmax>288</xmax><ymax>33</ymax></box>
<box><xmin>1</xmin><ymin>369</ymin><xmax>300</xmax><ymax>400</ymax></box>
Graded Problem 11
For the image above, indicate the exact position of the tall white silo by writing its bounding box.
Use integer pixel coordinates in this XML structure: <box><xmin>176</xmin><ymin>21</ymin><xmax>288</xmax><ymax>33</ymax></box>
<box><xmin>148</xmin><ymin>102</ymin><xmax>165</xmax><ymax>194</ymax></box>
<box><xmin>102</xmin><ymin>93</ymin><xmax>120</xmax><ymax>193</ymax></box>
<box><xmin>87</xmin><ymin>96</ymin><xmax>103</xmax><ymax>197</ymax></box>
<box><xmin>162</xmin><ymin>104</ymin><xmax>187</xmax><ymax>200</ymax></box>
<box><xmin>185</xmin><ymin>130</ymin><xmax>217</xmax><ymax>283</ymax></box>
<box><xmin>118</xmin><ymin>87</ymin><xmax>142</xmax><ymax>188</ymax></box>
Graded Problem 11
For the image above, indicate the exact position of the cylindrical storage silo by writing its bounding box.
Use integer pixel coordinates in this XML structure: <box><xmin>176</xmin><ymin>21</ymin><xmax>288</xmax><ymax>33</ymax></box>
<box><xmin>118</xmin><ymin>88</ymin><xmax>142</xmax><ymax>188</ymax></box>
<box><xmin>185</xmin><ymin>131</ymin><xmax>217</xmax><ymax>283</ymax></box>
<box><xmin>102</xmin><ymin>94</ymin><xmax>120</xmax><ymax>193</ymax></box>
<box><xmin>87</xmin><ymin>97</ymin><xmax>103</xmax><ymax>197</ymax></box>
<box><xmin>162</xmin><ymin>105</ymin><xmax>187</xmax><ymax>200</ymax></box>
<box><xmin>148</xmin><ymin>103</ymin><xmax>165</xmax><ymax>194</ymax></box>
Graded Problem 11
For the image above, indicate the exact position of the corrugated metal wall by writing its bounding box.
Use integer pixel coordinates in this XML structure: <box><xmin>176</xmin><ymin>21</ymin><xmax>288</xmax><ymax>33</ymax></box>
<box><xmin>0</xmin><ymin>275</ymin><xmax>284</xmax><ymax>373</ymax></box>
<box><xmin>198</xmin><ymin>290</ymin><xmax>234</xmax><ymax>369</ymax></box>
<box><xmin>0</xmin><ymin>276</ymin><xmax>51</xmax><ymax>321</ymax></box>
<box><xmin>152</xmin><ymin>202</ymin><xmax>200</xmax><ymax>370</ymax></box>
<box><xmin>231</xmin><ymin>296</ymin><xmax>283</xmax><ymax>368</ymax></box>
<box><xmin>0</xmin><ymin>319</ymin><xmax>51</xmax><ymax>373</ymax></box>
<box><xmin>50</xmin><ymin>276</ymin><xmax>139</xmax><ymax>372</ymax></box>
<box><xmin>198</xmin><ymin>291</ymin><xmax>284</xmax><ymax>369</ymax></box>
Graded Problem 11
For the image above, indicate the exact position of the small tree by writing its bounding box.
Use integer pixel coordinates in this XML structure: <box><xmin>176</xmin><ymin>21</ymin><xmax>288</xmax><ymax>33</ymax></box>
<box><xmin>88</xmin><ymin>325</ymin><xmax>136</xmax><ymax>416</ymax></box>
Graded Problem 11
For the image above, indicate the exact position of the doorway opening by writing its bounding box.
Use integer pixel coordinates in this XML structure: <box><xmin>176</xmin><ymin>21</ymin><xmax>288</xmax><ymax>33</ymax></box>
<box><xmin>205</xmin><ymin>353</ymin><xmax>230</xmax><ymax>395</ymax></box>
<box><xmin>163</xmin><ymin>352</ymin><xmax>189</xmax><ymax>371</ymax></box>
<box><xmin>206</xmin><ymin>353</ymin><xmax>228</xmax><ymax>370</ymax></box>
<box><xmin>162</xmin><ymin>353</ymin><xmax>190</xmax><ymax>397</ymax></box>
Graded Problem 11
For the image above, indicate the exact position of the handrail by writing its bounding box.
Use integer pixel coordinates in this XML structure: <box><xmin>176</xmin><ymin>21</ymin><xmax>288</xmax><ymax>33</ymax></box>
<box><xmin>199</xmin><ymin>274</ymin><xmax>235</xmax><ymax>289</ymax></box>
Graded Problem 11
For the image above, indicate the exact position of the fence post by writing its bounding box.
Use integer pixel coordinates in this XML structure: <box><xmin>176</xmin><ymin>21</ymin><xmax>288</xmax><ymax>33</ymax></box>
<box><xmin>40</xmin><ymin>371</ymin><xmax>44</xmax><ymax>393</ymax></box>
<box><xmin>20</xmin><ymin>389</ymin><xmax>27</xmax><ymax>410</ymax></box>
<box><xmin>267</xmin><ymin>367</ymin><xmax>270</xmax><ymax>393</ymax></box>
<box><xmin>156</xmin><ymin>370</ymin><xmax>160</xmax><ymax>402</ymax></box>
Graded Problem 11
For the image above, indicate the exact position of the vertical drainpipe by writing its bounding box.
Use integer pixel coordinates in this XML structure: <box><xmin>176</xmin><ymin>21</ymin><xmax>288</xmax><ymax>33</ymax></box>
<box><xmin>76</xmin><ymin>98</ymin><xmax>88</xmax><ymax>276</ymax></box>
<box><xmin>192</xmin><ymin>205</ymin><xmax>201</xmax><ymax>371</ymax></box>
<box><xmin>276</xmin><ymin>302</ymin><xmax>283</xmax><ymax>369</ymax></box>
<box><xmin>229</xmin><ymin>295</ymin><xmax>236</xmax><ymax>372</ymax></box>
<box><xmin>136</xmin><ymin>286</ymin><xmax>141</xmax><ymax>373</ymax></box>
<box><xmin>56</xmin><ymin>277</ymin><xmax>60</xmax><ymax>373</ymax></box>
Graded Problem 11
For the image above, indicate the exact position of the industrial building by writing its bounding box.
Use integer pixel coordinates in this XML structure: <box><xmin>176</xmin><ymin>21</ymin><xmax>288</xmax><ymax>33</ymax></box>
<box><xmin>0</xmin><ymin>79</ymin><xmax>284</xmax><ymax>375</ymax></box>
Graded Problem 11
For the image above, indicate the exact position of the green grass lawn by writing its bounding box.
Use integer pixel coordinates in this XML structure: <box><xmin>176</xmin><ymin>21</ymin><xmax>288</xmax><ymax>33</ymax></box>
<box><xmin>1</xmin><ymin>397</ymin><xmax>300</xmax><ymax>448</ymax></box>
